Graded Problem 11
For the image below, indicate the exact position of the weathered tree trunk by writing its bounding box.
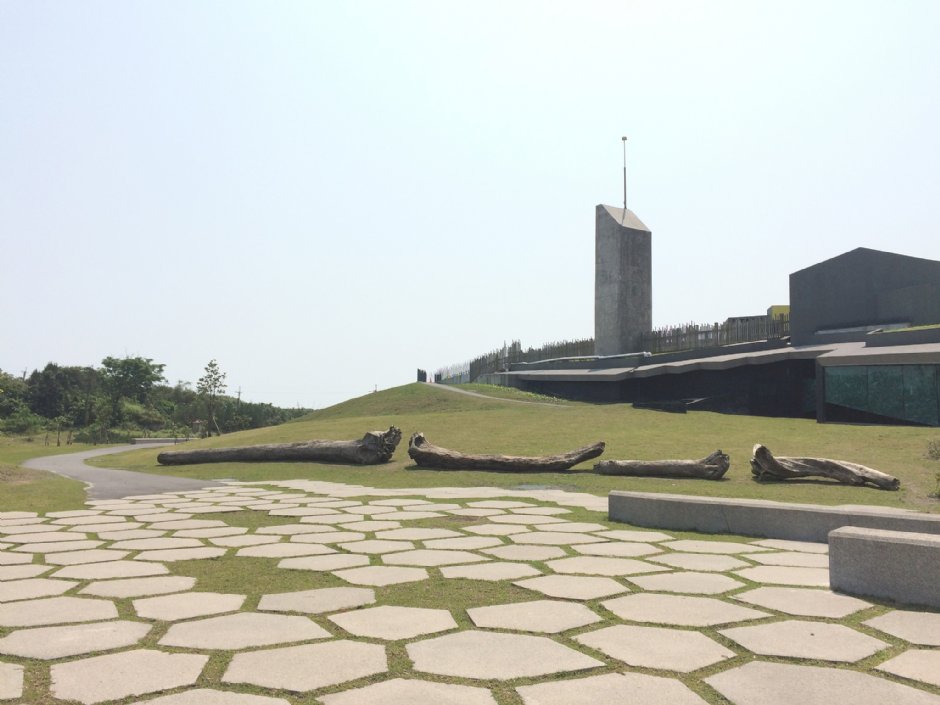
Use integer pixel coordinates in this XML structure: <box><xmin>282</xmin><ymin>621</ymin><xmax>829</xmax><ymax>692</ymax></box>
<box><xmin>407</xmin><ymin>432</ymin><xmax>604</xmax><ymax>472</ymax></box>
<box><xmin>750</xmin><ymin>444</ymin><xmax>900</xmax><ymax>490</ymax></box>
<box><xmin>595</xmin><ymin>450</ymin><xmax>730</xmax><ymax>479</ymax></box>
<box><xmin>157</xmin><ymin>427</ymin><xmax>402</xmax><ymax>466</ymax></box>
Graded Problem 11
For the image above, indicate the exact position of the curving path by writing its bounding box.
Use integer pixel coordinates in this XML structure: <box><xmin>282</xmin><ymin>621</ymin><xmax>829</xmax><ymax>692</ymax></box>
<box><xmin>23</xmin><ymin>445</ymin><xmax>222</xmax><ymax>501</ymax></box>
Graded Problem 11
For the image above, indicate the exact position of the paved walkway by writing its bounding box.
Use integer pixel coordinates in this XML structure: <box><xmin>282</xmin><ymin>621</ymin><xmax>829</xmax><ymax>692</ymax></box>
<box><xmin>0</xmin><ymin>478</ymin><xmax>938</xmax><ymax>704</ymax></box>
<box><xmin>23</xmin><ymin>446</ymin><xmax>222</xmax><ymax>500</ymax></box>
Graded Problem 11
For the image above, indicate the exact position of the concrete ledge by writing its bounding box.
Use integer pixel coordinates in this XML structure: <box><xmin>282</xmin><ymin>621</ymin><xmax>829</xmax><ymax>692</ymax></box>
<box><xmin>608</xmin><ymin>491</ymin><xmax>940</xmax><ymax>543</ymax></box>
<box><xmin>829</xmin><ymin>527</ymin><xmax>940</xmax><ymax>608</ymax></box>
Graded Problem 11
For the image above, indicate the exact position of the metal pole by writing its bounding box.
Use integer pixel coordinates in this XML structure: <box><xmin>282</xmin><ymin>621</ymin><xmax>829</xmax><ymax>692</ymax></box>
<box><xmin>622</xmin><ymin>136</ymin><xmax>628</xmax><ymax>212</ymax></box>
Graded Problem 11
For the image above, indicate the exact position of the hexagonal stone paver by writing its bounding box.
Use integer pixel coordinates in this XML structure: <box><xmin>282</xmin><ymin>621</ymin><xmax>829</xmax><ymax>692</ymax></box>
<box><xmin>0</xmin><ymin>620</ymin><xmax>150</xmax><ymax>659</ymax></box>
<box><xmin>467</xmin><ymin>500</ymin><xmax>534</xmax><ymax>508</ymax></box>
<box><xmin>339</xmin><ymin>539</ymin><xmax>414</xmax><ymax>554</ymax></box>
<box><xmin>135</xmin><ymin>689</ymin><xmax>291</xmax><ymax>704</ymax></box>
<box><xmin>278</xmin><ymin>554</ymin><xmax>370</xmax><ymax>572</ymax></box>
<box><xmin>0</xmin><ymin>662</ymin><xmax>23</xmax><ymax>700</ymax></box>
<box><xmin>734</xmin><ymin>565</ymin><xmax>829</xmax><ymax>587</ymax></box>
<box><xmin>334</xmin><ymin>565</ymin><xmax>429</xmax><ymax>586</ymax></box>
<box><xmin>877</xmin><ymin>650</ymin><xmax>940</xmax><ymax>688</ymax></box>
<box><xmin>95</xmin><ymin>529</ymin><xmax>163</xmax><ymax>540</ymax></box>
<box><xmin>0</xmin><ymin>552</ymin><xmax>32</xmax><ymax>565</ymax></box>
<box><xmin>80</xmin><ymin>576</ymin><xmax>196</xmax><ymax>598</ymax></box>
<box><xmin>481</xmin><ymin>545</ymin><xmax>565</xmax><ymax>561</ymax></box>
<box><xmin>661</xmin><ymin>539</ymin><xmax>770</xmax><ymax>554</ymax></box>
<box><xmin>517</xmin><ymin>672</ymin><xmax>709</xmax><ymax>705</ymax></box>
<box><xmin>515</xmin><ymin>575</ymin><xmax>629</xmax><ymax>600</ymax></box>
<box><xmin>511</xmin><ymin>532</ymin><xmax>606</xmax><ymax>545</ymax></box>
<box><xmin>734</xmin><ymin>587</ymin><xmax>871</xmax><ymax>618</ymax></box>
<box><xmin>448</xmin><ymin>508</ymin><xmax>506</xmax><ymax>517</ymax></box>
<box><xmin>865</xmin><ymin>610</ymin><xmax>940</xmax><ymax>645</ymax></box>
<box><xmin>45</xmin><ymin>549</ymin><xmax>129</xmax><ymax>565</ymax></box>
<box><xmin>648</xmin><ymin>552</ymin><xmax>750</xmax><ymax>572</ymax></box>
<box><xmin>134</xmin><ymin>547</ymin><xmax>227</xmax><ymax>562</ymax></box>
<box><xmin>753</xmin><ymin>538</ymin><xmax>829</xmax><ymax>553</ymax></box>
<box><xmin>258</xmin><ymin>587</ymin><xmax>375</xmax><ymax>614</ymax></box>
<box><xmin>236</xmin><ymin>543</ymin><xmax>334</xmax><ymax>558</ymax></box>
<box><xmin>573</xmin><ymin>541</ymin><xmax>662</xmax><ymax>558</ymax></box>
<box><xmin>175</xmin><ymin>527</ymin><xmax>247</xmax><ymax>538</ymax></box>
<box><xmin>51</xmin><ymin>649</ymin><xmax>208</xmax><ymax>704</ymax></box>
<box><xmin>12</xmin><ymin>539</ymin><xmax>102</xmax><ymax>553</ymax></box>
<box><xmin>329</xmin><ymin>605</ymin><xmax>457</xmax><ymax>640</ymax></box>
<box><xmin>0</xmin><ymin>564</ymin><xmax>50</xmax><ymax>580</ymax></box>
<box><xmin>534</xmin><ymin>522</ymin><xmax>607</xmax><ymax>533</ymax></box>
<box><xmin>110</xmin><ymin>537</ymin><xmax>203</xmax><ymax>550</ymax></box>
<box><xmin>5</xmin><ymin>530</ymin><xmax>88</xmax><ymax>544</ymax></box>
<box><xmin>468</xmin><ymin>599</ymin><xmax>600</xmax><ymax>633</ymax></box>
<box><xmin>223</xmin><ymin>640</ymin><xmax>386</xmax><ymax>691</ymax></box>
<box><xmin>320</xmin><ymin>678</ymin><xmax>496</xmax><ymax>705</ymax></box>
<box><xmin>160</xmin><ymin>612</ymin><xmax>330</xmax><ymax>649</ymax></box>
<box><xmin>441</xmin><ymin>562</ymin><xmax>542</xmax><ymax>581</ymax></box>
<box><xmin>423</xmin><ymin>536</ymin><xmax>503</xmax><ymax>550</ymax></box>
<box><xmin>595</xmin><ymin>529</ymin><xmax>673</xmax><ymax>542</ymax></box>
<box><xmin>0</xmin><ymin>577</ymin><xmax>77</xmax><ymax>602</ymax></box>
<box><xmin>513</xmin><ymin>506</ymin><xmax>570</xmax><ymax>515</ymax></box>
<box><xmin>333</xmin><ymin>520</ymin><xmax>401</xmax><ymax>531</ymax></box>
<box><xmin>291</xmin><ymin>531</ymin><xmax>366</xmax><ymax>544</ymax></box>
<box><xmin>490</xmin><ymin>515</ymin><xmax>567</xmax><ymax>525</ymax></box>
<box><xmin>720</xmin><ymin>620</ymin><xmax>888</xmax><ymax>662</ymax></box>
<box><xmin>382</xmin><ymin>550</ymin><xmax>489</xmax><ymax>567</ymax></box>
<box><xmin>0</xmin><ymin>596</ymin><xmax>117</xmax><ymax>626</ymax></box>
<box><xmin>133</xmin><ymin>592</ymin><xmax>246</xmax><ymax>621</ymax></box>
<box><xmin>408</xmin><ymin>630</ymin><xmax>603</xmax><ymax>679</ymax></box>
<box><xmin>603</xmin><ymin>593</ymin><xmax>769</xmax><ymax>626</ymax></box>
<box><xmin>748</xmin><ymin>551</ymin><xmax>829</xmax><ymax>568</ymax></box>
<box><xmin>256</xmin><ymin>524</ymin><xmax>333</xmax><ymax>536</ymax></box>
<box><xmin>52</xmin><ymin>560</ymin><xmax>169</xmax><ymax>580</ymax></box>
<box><xmin>630</xmin><ymin>571</ymin><xmax>745</xmax><ymax>595</ymax></box>
<box><xmin>375</xmin><ymin>528</ymin><xmax>463</xmax><ymax>540</ymax></box>
<box><xmin>465</xmin><ymin>524</ymin><xmax>529</xmax><ymax>536</ymax></box>
<box><xmin>575</xmin><ymin>624</ymin><xmax>735</xmax><ymax>672</ymax></box>
<box><xmin>705</xmin><ymin>660</ymin><xmax>940</xmax><ymax>705</ymax></box>
<box><xmin>546</xmin><ymin>556</ymin><xmax>669</xmax><ymax>576</ymax></box>
<box><xmin>380</xmin><ymin>511</ymin><xmax>443</xmax><ymax>520</ymax></box>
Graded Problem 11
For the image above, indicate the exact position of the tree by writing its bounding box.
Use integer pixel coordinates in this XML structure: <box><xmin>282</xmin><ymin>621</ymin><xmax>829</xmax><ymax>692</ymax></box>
<box><xmin>99</xmin><ymin>356</ymin><xmax>165</xmax><ymax>426</ymax></box>
<box><xmin>197</xmin><ymin>360</ymin><xmax>227</xmax><ymax>436</ymax></box>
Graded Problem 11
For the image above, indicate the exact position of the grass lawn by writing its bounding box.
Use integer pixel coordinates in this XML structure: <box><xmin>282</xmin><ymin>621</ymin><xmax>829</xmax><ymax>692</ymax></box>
<box><xmin>0</xmin><ymin>436</ymin><xmax>100</xmax><ymax>513</ymax></box>
<box><xmin>90</xmin><ymin>383</ymin><xmax>940</xmax><ymax>513</ymax></box>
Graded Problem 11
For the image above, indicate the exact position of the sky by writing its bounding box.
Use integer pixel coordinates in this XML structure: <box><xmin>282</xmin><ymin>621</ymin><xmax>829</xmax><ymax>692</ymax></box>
<box><xmin>2</xmin><ymin>1</ymin><xmax>939</xmax><ymax>409</ymax></box>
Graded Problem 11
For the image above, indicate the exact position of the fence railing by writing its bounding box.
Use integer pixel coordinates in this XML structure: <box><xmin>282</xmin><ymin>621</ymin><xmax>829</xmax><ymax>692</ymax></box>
<box><xmin>639</xmin><ymin>314</ymin><xmax>789</xmax><ymax>354</ymax></box>
<box><xmin>434</xmin><ymin>315</ymin><xmax>789</xmax><ymax>383</ymax></box>
<box><xmin>435</xmin><ymin>338</ymin><xmax>594</xmax><ymax>384</ymax></box>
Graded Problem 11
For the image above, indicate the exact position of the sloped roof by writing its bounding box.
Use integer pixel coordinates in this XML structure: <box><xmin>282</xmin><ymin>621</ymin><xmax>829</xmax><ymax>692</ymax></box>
<box><xmin>599</xmin><ymin>204</ymin><xmax>650</xmax><ymax>233</ymax></box>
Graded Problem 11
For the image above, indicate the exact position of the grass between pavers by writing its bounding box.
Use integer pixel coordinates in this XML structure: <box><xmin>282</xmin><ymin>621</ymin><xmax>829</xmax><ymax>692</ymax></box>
<box><xmin>0</xmin><ymin>437</ymin><xmax>96</xmax><ymax>513</ymax></box>
<box><xmin>5</xmin><ymin>490</ymin><xmax>940</xmax><ymax>705</ymax></box>
<box><xmin>91</xmin><ymin>383</ymin><xmax>940</xmax><ymax>512</ymax></box>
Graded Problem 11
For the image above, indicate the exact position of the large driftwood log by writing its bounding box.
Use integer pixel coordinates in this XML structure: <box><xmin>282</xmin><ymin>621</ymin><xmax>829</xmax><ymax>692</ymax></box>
<box><xmin>408</xmin><ymin>432</ymin><xmax>604</xmax><ymax>472</ymax></box>
<box><xmin>157</xmin><ymin>427</ymin><xmax>402</xmax><ymax>466</ymax></box>
<box><xmin>750</xmin><ymin>444</ymin><xmax>899</xmax><ymax>490</ymax></box>
<box><xmin>595</xmin><ymin>450</ymin><xmax>730</xmax><ymax>479</ymax></box>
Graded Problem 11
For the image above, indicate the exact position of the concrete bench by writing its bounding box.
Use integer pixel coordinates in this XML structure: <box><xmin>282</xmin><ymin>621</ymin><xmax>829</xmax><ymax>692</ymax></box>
<box><xmin>829</xmin><ymin>526</ymin><xmax>940</xmax><ymax>609</ymax></box>
<box><xmin>608</xmin><ymin>491</ymin><xmax>940</xmax><ymax>543</ymax></box>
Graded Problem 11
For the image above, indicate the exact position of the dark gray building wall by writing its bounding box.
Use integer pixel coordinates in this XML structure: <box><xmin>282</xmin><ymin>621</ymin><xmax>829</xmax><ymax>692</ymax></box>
<box><xmin>594</xmin><ymin>204</ymin><xmax>652</xmax><ymax>356</ymax></box>
<box><xmin>790</xmin><ymin>247</ymin><xmax>940</xmax><ymax>346</ymax></box>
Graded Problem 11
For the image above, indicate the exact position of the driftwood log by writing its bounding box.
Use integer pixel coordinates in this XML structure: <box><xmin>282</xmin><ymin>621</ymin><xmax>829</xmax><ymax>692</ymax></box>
<box><xmin>157</xmin><ymin>427</ymin><xmax>402</xmax><ymax>466</ymax></box>
<box><xmin>595</xmin><ymin>450</ymin><xmax>730</xmax><ymax>479</ymax></box>
<box><xmin>750</xmin><ymin>444</ymin><xmax>900</xmax><ymax>490</ymax></box>
<box><xmin>408</xmin><ymin>432</ymin><xmax>604</xmax><ymax>472</ymax></box>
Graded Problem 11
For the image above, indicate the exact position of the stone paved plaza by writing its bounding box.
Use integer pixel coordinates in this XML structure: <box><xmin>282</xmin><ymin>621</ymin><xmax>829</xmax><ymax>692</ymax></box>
<box><xmin>0</xmin><ymin>479</ymin><xmax>939</xmax><ymax>704</ymax></box>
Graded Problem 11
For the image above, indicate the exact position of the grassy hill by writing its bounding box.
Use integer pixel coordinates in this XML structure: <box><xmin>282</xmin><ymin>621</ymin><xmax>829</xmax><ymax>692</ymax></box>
<box><xmin>90</xmin><ymin>382</ymin><xmax>940</xmax><ymax>512</ymax></box>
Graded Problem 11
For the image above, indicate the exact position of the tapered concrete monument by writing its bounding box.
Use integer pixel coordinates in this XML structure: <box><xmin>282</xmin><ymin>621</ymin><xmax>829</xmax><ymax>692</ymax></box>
<box><xmin>594</xmin><ymin>204</ymin><xmax>652</xmax><ymax>355</ymax></box>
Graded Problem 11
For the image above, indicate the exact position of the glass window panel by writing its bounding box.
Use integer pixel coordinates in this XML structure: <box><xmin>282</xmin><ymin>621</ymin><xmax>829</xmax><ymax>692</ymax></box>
<box><xmin>825</xmin><ymin>366</ymin><xmax>868</xmax><ymax>411</ymax></box>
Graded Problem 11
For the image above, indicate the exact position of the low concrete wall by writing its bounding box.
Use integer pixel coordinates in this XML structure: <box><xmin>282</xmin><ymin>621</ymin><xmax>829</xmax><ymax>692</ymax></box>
<box><xmin>608</xmin><ymin>491</ymin><xmax>940</xmax><ymax>543</ymax></box>
<box><xmin>131</xmin><ymin>438</ymin><xmax>190</xmax><ymax>445</ymax></box>
<box><xmin>829</xmin><ymin>526</ymin><xmax>940</xmax><ymax>609</ymax></box>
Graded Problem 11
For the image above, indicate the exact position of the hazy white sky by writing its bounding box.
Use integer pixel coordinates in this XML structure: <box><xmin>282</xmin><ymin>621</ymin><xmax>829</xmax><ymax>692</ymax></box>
<box><xmin>2</xmin><ymin>1</ymin><xmax>939</xmax><ymax>408</ymax></box>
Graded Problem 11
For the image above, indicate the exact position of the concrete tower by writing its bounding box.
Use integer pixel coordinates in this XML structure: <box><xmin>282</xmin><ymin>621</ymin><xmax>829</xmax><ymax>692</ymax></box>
<box><xmin>594</xmin><ymin>204</ymin><xmax>652</xmax><ymax>356</ymax></box>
